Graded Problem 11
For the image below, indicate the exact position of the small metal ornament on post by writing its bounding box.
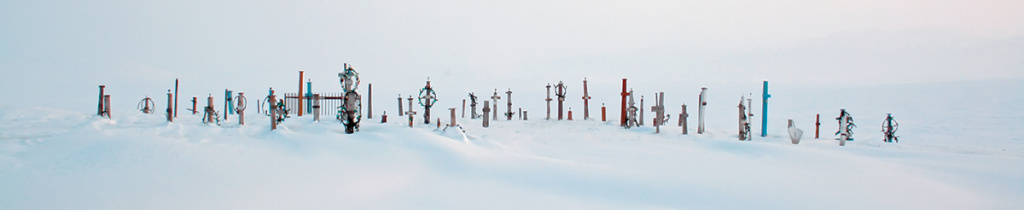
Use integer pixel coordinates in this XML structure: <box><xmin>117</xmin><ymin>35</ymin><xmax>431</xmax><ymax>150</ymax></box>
<box><xmin>419</xmin><ymin>80</ymin><xmax>437</xmax><ymax>125</ymax></box>
<box><xmin>882</xmin><ymin>113</ymin><xmax>899</xmax><ymax>143</ymax></box>
<box><xmin>138</xmin><ymin>96</ymin><xmax>155</xmax><ymax>114</ymax></box>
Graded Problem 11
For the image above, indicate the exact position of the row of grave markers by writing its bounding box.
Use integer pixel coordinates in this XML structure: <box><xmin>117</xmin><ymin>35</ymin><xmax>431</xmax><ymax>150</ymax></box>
<box><xmin>102</xmin><ymin>69</ymin><xmax>898</xmax><ymax>145</ymax></box>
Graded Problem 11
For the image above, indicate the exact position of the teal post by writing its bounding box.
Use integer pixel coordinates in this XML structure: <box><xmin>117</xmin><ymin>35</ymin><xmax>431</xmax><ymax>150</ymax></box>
<box><xmin>761</xmin><ymin>80</ymin><xmax>770</xmax><ymax>137</ymax></box>
<box><xmin>305</xmin><ymin>80</ymin><xmax>313</xmax><ymax>114</ymax></box>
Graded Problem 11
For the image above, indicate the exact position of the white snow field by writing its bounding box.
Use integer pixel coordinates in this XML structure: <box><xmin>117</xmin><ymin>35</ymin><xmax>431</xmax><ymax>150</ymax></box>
<box><xmin>0</xmin><ymin>78</ymin><xmax>1021</xmax><ymax>209</ymax></box>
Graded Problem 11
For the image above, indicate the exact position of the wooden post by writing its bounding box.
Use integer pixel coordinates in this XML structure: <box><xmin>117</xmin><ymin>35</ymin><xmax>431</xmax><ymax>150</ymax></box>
<box><xmin>449</xmin><ymin>108</ymin><xmax>456</xmax><ymax>126</ymax></box>
<box><xmin>462</xmin><ymin>99</ymin><xmax>466</xmax><ymax>118</ymax></box>
<box><xmin>298</xmin><ymin>71</ymin><xmax>304</xmax><ymax>117</ymax></box>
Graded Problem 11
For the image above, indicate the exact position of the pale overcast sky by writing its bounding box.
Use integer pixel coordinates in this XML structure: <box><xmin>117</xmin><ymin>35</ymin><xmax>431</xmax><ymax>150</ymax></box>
<box><xmin>2</xmin><ymin>0</ymin><xmax>1022</xmax><ymax>111</ymax></box>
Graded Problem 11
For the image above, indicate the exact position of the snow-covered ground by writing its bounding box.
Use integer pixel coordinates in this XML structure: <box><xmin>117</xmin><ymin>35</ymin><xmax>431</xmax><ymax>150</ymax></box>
<box><xmin>1</xmin><ymin>79</ymin><xmax>1021</xmax><ymax>209</ymax></box>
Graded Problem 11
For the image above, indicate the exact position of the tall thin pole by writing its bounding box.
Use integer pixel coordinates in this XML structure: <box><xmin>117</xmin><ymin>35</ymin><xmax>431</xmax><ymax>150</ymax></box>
<box><xmin>368</xmin><ymin>83</ymin><xmax>373</xmax><ymax>119</ymax></box>
<box><xmin>620</xmin><ymin>79</ymin><xmax>628</xmax><ymax>126</ymax></box>
<box><xmin>582</xmin><ymin>78</ymin><xmax>591</xmax><ymax>120</ymax></box>
<box><xmin>298</xmin><ymin>71</ymin><xmax>304</xmax><ymax>117</ymax></box>
<box><xmin>761</xmin><ymin>80</ymin><xmax>770</xmax><ymax>137</ymax></box>
<box><xmin>174</xmin><ymin>79</ymin><xmax>179</xmax><ymax>118</ymax></box>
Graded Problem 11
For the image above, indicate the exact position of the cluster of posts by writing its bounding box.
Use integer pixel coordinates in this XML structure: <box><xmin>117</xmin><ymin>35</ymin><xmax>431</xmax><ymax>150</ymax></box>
<box><xmin>100</xmin><ymin>72</ymin><xmax>902</xmax><ymax>144</ymax></box>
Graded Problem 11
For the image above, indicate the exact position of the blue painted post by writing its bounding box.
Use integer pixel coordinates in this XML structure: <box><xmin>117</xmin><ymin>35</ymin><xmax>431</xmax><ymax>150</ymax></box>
<box><xmin>761</xmin><ymin>80</ymin><xmax>770</xmax><ymax>137</ymax></box>
<box><xmin>306</xmin><ymin>80</ymin><xmax>313</xmax><ymax>114</ymax></box>
<box><xmin>225</xmin><ymin>89</ymin><xmax>234</xmax><ymax>115</ymax></box>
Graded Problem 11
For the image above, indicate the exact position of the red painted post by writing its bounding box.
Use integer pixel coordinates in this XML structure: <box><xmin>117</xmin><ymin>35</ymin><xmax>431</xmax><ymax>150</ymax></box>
<box><xmin>815</xmin><ymin>114</ymin><xmax>820</xmax><ymax>139</ymax></box>
<box><xmin>297</xmin><ymin>71</ymin><xmax>304</xmax><ymax>117</ymax></box>
<box><xmin>620</xmin><ymin>79</ymin><xmax>628</xmax><ymax>126</ymax></box>
<box><xmin>602</xmin><ymin>104</ymin><xmax>607</xmax><ymax>122</ymax></box>
<box><xmin>568</xmin><ymin>109</ymin><xmax>573</xmax><ymax>120</ymax></box>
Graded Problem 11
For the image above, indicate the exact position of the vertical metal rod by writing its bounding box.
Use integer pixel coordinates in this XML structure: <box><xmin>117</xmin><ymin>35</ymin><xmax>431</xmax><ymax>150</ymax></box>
<box><xmin>545</xmin><ymin>84</ymin><xmax>552</xmax><ymax>120</ymax></box>
<box><xmin>556</xmin><ymin>81</ymin><xmax>564</xmax><ymax>120</ymax></box>
<box><xmin>815</xmin><ymin>114</ymin><xmax>820</xmax><ymax>139</ymax></box>
<box><xmin>313</xmin><ymin>94</ymin><xmax>320</xmax><ymax>122</ymax></box>
<box><xmin>270</xmin><ymin>88</ymin><xmax>277</xmax><ymax>130</ymax></box>
<box><xmin>298</xmin><ymin>71</ymin><xmax>304</xmax><ymax>117</ymax></box>
<box><xmin>237</xmin><ymin>92</ymin><xmax>245</xmax><ymax>125</ymax></box>
<box><xmin>103</xmin><ymin>95</ymin><xmax>111</xmax><ymax>119</ymax></box>
<box><xmin>582</xmin><ymin>78</ymin><xmax>590</xmax><ymax>120</ymax></box>
<box><xmin>398</xmin><ymin>95</ymin><xmax>404</xmax><ymax>116</ymax></box>
<box><xmin>462</xmin><ymin>99</ymin><xmax>466</xmax><ymax>118</ymax></box>
<box><xmin>174</xmin><ymin>79</ymin><xmax>179</xmax><ymax>118</ymax></box>
<box><xmin>482</xmin><ymin>100</ymin><xmax>490</xmax><ymax>128</ymax></box>
<box><xmin>620</xmin><ymin>79</ymin><xmax>628</xmax><ymax>126</ymax></box>
<box><xmin>761</xmin><ymin>80</ymin><xmax>770</xmax><ymax>137</ymax></box>
<box><xmin>167</xmin><ymin>90</ymin><xmax>173</xmax><ymax>122</ymax></box>
<box><xmin>98</xmin><ymin>85</ymin><xmax>105</xmax><ymax>116</ymax></box>
<box><xmin>306</xmin><ymin>80</ymin><xmax>312</xmax><ymax>115</ymax></box>
<box><xmin>368</xmin><ymin>83</ymin><xmax>373</xmax><ymax>119</ymax></box>
<box><xmin>639</xmin><ymin>96</ymin><xmax>645</xmax><ymax>126</ymax></box>
<box><xmin>698</xmin><ymin>87</ymin><xmax>707</xmax><ymax>134</ymax></box>
<box><xmin>506</xmin><ymin>89</ymin><xmax>513</xmax><ymax>120</ymax></box>
<box><xmin>680</xmin><ymin>104</ymin><xmax>688</xmax><ymax>135</ymax></box>
<box><xmin>491</xmin><ymin>89</ymin><xmax>500</xmax><ymax>120</ymax></box>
